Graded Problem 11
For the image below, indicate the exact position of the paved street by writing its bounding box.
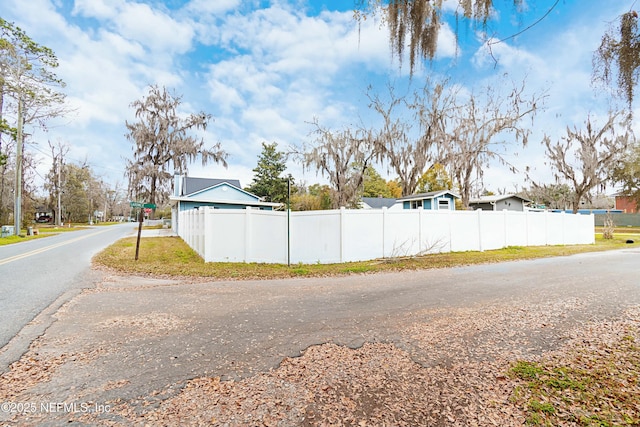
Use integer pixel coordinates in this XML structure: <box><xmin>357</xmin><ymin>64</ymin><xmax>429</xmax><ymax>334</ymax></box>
<box><xmin>0</xmin><ymin>236</ymin><xmax>638</xmax><ymax>425</ymax></box>
<box><xmin>0</xmin><ymin>224</ymin><xmax>135</xmax><ymax>355</ymax></box>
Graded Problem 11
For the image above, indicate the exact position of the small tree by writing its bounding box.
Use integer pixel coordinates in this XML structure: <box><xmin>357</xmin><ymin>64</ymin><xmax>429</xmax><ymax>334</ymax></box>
<box><xmin>544</xmin><ymin>111</ymin><xmax>633</xmax><ymax>213</ymax></box>
<box><xmin>125</xmin><ymin>85</ymin><xmax>227</xmax><ymax>215</ymax></box>
<box><xmin>416</xmin><ymin>163</ymin><xmax>453</xmax><ymax>193</ymax></box>
<box><xmin>362</xmin><ymin>167</ymin><xmax>395</xmax><ymax>198</ymax></box>
<box><xmin>245</xmin><ymin>142</ymin><xmax>290</xmax><ymax>204</ymax></box>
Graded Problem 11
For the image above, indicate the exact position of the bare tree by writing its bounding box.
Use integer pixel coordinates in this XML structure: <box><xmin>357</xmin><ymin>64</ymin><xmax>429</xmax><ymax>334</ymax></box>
<box><xmin>441</xmin><ymin>80</ymin><xmax>541</xmax><ymax>208</ymax></box>
<box><xmin>521</xmin><ymin>182</ymin><xmax>573</xmax><ymax>210</ymax></box>
<box><xmin>45</xmin><ymin>139</ymin><xmax>68</xmax><ymax>225</ymax></box>
<box><xmin>125</xmin><ymin>85</ymin><xmax>227</xmax><ymax>213</ymax></box>
<box><xmin>369</xmin><ymin>79</ymin><xmax>454</xmax><ymax>196</ymax></box>
<box><xmin>544</xmin><ymin>111</ymin><xmax>633</xmax><ymax>213</ymax></box>
<box><xmin>303</xmin><ymin>120</ymin><xmax>377</xmax><ymax>208</ymax></box>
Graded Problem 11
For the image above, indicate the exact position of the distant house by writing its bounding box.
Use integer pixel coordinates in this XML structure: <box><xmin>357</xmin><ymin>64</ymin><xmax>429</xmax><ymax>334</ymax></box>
<box><xmin>170</xmin><ymin>175</ymin><xmax>281</xmax><ymax>233</ymax></box>
<box><xmin>468</xmin><ymin>194</ymin><xmax>532</xmax><ymax>212</ymax></box>
<box><xmin>360</xmin><ymin>197</ymin><xmax>399</xmax><ymax>210</ymax></box>
<box><xmin>396</xmin><ymin>190</ymin><xmax>459</xmax><ymax>211</ymax></box>
<box><xmin>614</xmin><ymin>194</ymin><xmax>638</xmax><ymax>213</ymax></box>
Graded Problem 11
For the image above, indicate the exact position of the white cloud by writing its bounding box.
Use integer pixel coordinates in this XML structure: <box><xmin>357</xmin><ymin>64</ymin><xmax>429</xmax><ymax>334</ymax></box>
<box><xmin>185</xmin><ymin>0</ymin><xmax>241</xmax><ymax>16</ymax></box>
<box><xmin>115</xmin><ymin>2</ymin><xmax>195</xmax><ymax>54</ymax></box>
<box><xmin>72</xmin><ymin>0</ymin><xmax>123</xmax><ymax>20</ymax></box>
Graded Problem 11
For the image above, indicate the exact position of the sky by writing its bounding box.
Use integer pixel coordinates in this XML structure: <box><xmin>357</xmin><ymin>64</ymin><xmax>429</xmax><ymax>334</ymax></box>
<box><xmin>1</xmin><ymin>0</ymin><xmax>636</xmax><ymax>198</ymax></box>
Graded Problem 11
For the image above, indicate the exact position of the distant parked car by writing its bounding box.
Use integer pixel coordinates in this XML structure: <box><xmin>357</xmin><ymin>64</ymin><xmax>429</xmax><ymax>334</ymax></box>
<box><xmin>36</xmin><ymin>215</ymin><xmax>52</xmax><ymax>223</ymax></box>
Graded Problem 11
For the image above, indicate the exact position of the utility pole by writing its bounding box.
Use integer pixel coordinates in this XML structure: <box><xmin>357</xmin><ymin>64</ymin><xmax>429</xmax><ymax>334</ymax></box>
<box><xmin>57</xmin><ymin>154</ymin><xmax>62</xmax><ymax>226</ymax></box>
<box><xmin>13</xmin><ymin>96</ymin><xmax>23</xmax><ymax>236</ymax></box>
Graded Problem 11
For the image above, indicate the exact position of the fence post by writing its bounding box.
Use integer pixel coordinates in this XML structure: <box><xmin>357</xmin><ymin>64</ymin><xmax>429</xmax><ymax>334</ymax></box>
<box><xmin>245</xmin><ymin>207</ymin><xmax>252</xmax><ymax>263</ymax></box>
<box><xmin>525</xmin><ymin>210</ymin><xmax>530</xmax><ymax>247</ymax></box>
<box><xmin>504</xmin><ymin>209</ymin><xmax>509</xmax><ymax>248</ymax></box>
<box><xmin>418</xmin><ymin>207</ymin><xmax>424</xmax><ymax>254</ymax></box>
<box><xmin>545</xmin><ymin>210</ymin><xmax>549</xmax><ymax>246</ymax></box>
<box><xmin>477</xmin><ymin>209</ymin><xmax>483</xmax><ymax>252</ymax></box>
<box><xmin>203</xmin><ymin>207</ymin><xmax>211</xmax><ymax>262</ymax></box>
<box><xmin>340</xmin><ymin>207</ymin><xmax>346</xmax><ymax>263</ymax></box>
<box><xmin>561</xmin><ymin>211</ymin><xmax>566</xmax><ymax>245</ymax></box>
<box><xmin>382</xmin><ymin>207</ymin><xmax>387</xmax><ymax>258</ymax></box>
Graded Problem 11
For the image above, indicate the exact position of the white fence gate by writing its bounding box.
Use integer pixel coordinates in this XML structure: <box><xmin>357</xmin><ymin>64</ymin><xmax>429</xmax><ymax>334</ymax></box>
<box><xmin>177</xmin><ymin>207</ymin><xmax>595</xmax><ymax>264</ymax></box>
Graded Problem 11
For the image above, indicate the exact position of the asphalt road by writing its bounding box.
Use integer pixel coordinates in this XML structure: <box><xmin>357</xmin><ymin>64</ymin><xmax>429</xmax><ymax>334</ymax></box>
<box><xmin>0</xmin><ymin>223</ymin><xmax>134</xmax><ymax>350</ymax></box>
<box><xmin>7</xmin><ymin>245</ymin><xmax>637</xmax><ymax>408</ymax></box>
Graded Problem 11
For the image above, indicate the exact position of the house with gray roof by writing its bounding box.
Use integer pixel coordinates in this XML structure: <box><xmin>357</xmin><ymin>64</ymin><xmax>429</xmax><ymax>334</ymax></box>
<box><xmin>361</xmin><ymin>197</ymin><xmax>399</xmax><ymax>210</ymax></box>
<box><xmin>468</xmin><ymin>194</ymin><xmax>532</xmax><ymax>211</ymax></box>
<box><xmin>170</xmin><ymin>175</ymin><xmax>281</xmax><ymax>233</ymax></box>
<box><xmin>396</xmin><ymin>190</ymin><xmax>460</xmax><ymax>211</ymax></box>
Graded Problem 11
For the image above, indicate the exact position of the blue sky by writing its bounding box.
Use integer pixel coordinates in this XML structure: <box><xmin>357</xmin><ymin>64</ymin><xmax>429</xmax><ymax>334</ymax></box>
<box><xmin>1</xmin><ymin>0</ymin><xmax>635</xmax><ymax>196</ymax></box>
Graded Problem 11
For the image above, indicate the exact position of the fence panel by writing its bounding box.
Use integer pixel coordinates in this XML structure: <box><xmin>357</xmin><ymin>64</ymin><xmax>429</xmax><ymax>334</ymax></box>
<box><xmin>248</xmin><ymin>210</ymin><xmax>288</xmax><ymax>263</ymax></box>
<box><xmin>382</xmin><ymin>210</ymin><xmax>422</xmax><ymax>257</ymax></box>
<box><xmin>205</xmin><ymin>209</ymin><xmax>248</xmax><ymax>262</ymax></box>
<box><xmin>342</xmin><ymin>209</ymin><xmax>384</xmax><ymax>262</ymax></box>
<box><xmin>478</xmin><ymin>211</ymin><xmax>507</xmax><ymax>251</ymax></box>
<box><xmin>291</xmin><ymin>210</ymin><xmax>342</xmax><ymax>264</ymax></box>
<box><xmin>449</xmin><ymin>211</ymin><xmax>481</xmax><ymax>252</ymax></box>
<box><xmin>178</xmin><ymin>207</ymin><xmax>595</xmax><ymax>264</ymax></box>
<box><xmin>421</xmin><ymin>211</ymin><xmax>453</xmax><ymax>253</ymax></box>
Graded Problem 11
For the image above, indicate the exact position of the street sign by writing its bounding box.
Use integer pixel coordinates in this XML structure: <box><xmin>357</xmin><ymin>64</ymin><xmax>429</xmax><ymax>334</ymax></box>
<box><xmin>143</xmin><ymin>203</ymin><xmax>156</xmax><ymax>209</ymax></box>
<box><xmin>129</xmin><ymin>201</ymin><xmax>143</xmax><ymax>208</ymax></box>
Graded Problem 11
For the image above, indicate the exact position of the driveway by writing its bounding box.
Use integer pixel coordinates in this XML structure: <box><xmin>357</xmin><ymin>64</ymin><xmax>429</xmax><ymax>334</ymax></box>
<box><xmin>0</xmin><ymin>247</ymin><xmax>638</xmax><ymax>425</ymax></box>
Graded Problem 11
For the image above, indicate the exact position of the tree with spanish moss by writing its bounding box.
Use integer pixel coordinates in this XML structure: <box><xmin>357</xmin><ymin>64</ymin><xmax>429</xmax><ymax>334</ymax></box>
<box><xmin>543</xmin><ymin>111</ymin><xmax>633</xmax><ymax>214</ymax></box>
<box><xmin>368</xmin><ymin>78</ymin><xmax>455</xmax><ymax>196</ymax></box>
<box><xmin>354</xmin><ymin>0</ymin><xmax>529</xmax><ymax>74</ymax></box>
<box><xmin>303</xmin><ymin>120</ymin><xmax>377</xmax><ymax>208</ymax></box>
<box><xmin>125</xmin><ymin>85</ymin><xmax>227</xmax><ymax>215</ymax></box>
<box><xmin>440</xmin><ymin>80</ymin><xmax>541</xmax><ymax>209</ymax></box>
<box><xmin>593</xmin><ymin>10</ymin><xmax>640</xmax><ymax>108</ymax></box>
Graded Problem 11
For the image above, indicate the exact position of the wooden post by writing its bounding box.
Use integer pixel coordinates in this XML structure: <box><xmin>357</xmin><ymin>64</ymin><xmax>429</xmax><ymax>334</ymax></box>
<box><xmin>135</xmin><ymin>209</ymin><xmax>143</xmax><ymax>261</ymax></box>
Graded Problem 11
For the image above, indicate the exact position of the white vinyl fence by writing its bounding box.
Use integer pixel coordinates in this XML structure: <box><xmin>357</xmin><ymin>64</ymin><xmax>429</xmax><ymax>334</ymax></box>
<box><xmin>177</xmin><ymin>207</ymin><xmax>595</xmax><ymax>264</ymax></box>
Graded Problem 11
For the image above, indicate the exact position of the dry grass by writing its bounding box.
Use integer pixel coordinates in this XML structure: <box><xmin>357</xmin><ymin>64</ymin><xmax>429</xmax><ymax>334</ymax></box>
<box><xmin>92</xmin><ymin>234</ymin><xmax>639</xmax><ymax>281</ymax></box>
<box><xmin>509</xmin><ymin>308</ymin><xmax>640</xmax><ymax>426</ymax></box>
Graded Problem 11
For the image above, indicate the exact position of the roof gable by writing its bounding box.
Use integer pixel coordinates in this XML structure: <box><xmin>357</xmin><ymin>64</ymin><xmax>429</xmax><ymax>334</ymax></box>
<box><xmin>361</xmin><ymin>197</ymin><xmax>397</xmax><ymax>209</ymax></box>
<box><xmin>397</xmin><ymin>190</ymin><xmax>460</xmax><ymax>202</ymax></box>
<box><xmin>182</xmin><ymin>177</ymin><xmax>242</xmax><ymax>196</ymax></box>
<box><xmin>469</xmin><ymin>194</ymin><xmax>532</xmax><ymax>204</ymax></box>
<box><xmin>187</xmin><ymin>182</ymin><xmax>261</xmax><ymax>203</ymax></box>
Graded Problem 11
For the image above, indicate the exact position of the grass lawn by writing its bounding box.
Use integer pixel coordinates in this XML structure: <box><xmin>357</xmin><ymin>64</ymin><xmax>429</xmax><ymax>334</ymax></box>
<box><xmin>0</xmin><ymin>223</ymin><xmax>116</xmax><ymax>246</ymax></box>
<box><xmin>92</xmin><ymin>231</ymin><xmax>640</xmax><ymax>280</ymax></box>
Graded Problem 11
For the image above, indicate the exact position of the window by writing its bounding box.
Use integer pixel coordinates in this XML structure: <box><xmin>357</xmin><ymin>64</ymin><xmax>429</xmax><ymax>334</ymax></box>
<box><xmin>438</xmin><ymin>199</ymin><xmax>450</xmax><ymax>210</ymax></box>
<box><xmin>411</xmin><ymin>200</ymin><xmax>423</xmax><ymax>209</ymax></box>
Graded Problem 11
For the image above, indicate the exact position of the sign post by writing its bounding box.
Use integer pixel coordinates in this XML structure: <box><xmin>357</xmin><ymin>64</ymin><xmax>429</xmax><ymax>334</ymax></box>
<box><xmin>129</xmin><ymin>202</ymin><xmax>155</xmax><ymax>261</ymax></box>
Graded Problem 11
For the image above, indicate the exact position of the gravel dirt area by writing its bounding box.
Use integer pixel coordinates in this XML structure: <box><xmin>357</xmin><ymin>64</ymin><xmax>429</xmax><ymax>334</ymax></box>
<box><xmin>1</xmin><ymin>251</ymin><xmax>639</xmax><ymax>426</ymax></box>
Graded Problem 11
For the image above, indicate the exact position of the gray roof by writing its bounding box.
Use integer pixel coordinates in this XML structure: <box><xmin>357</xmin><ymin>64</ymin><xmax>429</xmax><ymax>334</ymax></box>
<box><xmin>362</xmin><ymin>197</ymin><xmax>397</xmax><ymax>209</ymax></box>
<box><xmin>397</xmin><ymin>190</ymin><xmax>460</xmax><ymax>202</ymax></box>
<box><xmin>468</xmin><ymin>194</ymin><xmax>532</xmax><ymax>204</ymax></box>
<box><xmin>182</xmin><ymin>177</ymin><xmax>242</xmax><ymax>196</ymax></box>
